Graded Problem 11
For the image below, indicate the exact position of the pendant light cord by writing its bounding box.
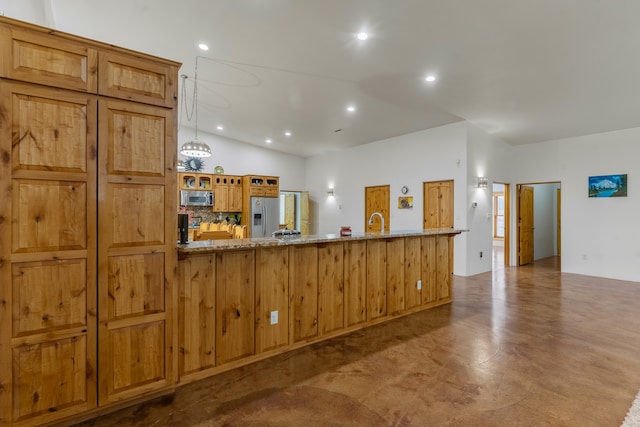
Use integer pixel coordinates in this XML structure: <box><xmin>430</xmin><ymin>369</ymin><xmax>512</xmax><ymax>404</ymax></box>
<box><xmin>179</xmin><ymin>57</ymin><xmax>200</xmax><ymax>139</ymax></box>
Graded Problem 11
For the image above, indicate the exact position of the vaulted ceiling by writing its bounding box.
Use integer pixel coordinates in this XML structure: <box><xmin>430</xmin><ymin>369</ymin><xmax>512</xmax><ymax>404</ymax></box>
<box><xmin>5</xmin><ymin>0</ymin><xmax>640</xmax><ymax>157</ymax></box>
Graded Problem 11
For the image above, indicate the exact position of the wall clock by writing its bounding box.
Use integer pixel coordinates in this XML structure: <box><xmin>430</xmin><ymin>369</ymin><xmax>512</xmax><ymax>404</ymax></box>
<box><xmin>184</xmin><ymin>157</ymin><xmax>205</xmax><ymax>172</ymax></box>
<box><xmin>401</xmin><ymin>185</ymin><xmax>409</xmax><ymax>194</ymax></box>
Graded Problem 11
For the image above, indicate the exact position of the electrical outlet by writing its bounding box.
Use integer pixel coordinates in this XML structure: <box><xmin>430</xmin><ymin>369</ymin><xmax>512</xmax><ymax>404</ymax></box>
<box><xmin>417</xmin><ymin>279</ymin><xmax>422</xmax><ymax>290</ymax></box>
<box><xmin>270</xmin><ymin>310</ymin><xmax>278</xmax><ymax>325</ymax></box>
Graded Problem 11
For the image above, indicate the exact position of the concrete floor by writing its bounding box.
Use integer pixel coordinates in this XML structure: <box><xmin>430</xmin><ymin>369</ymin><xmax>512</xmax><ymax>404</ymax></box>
<box><xmin>75</xmin><ymin>256</ymin><xmax>640</xmax><ymax>426</ymax></box>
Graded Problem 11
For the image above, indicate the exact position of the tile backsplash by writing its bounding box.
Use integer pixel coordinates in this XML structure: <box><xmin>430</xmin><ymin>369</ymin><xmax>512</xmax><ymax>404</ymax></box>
<box><xmin>178</xmin><ymin>206</ymin><xmax>242</xmax><ymax>227</ymax></box>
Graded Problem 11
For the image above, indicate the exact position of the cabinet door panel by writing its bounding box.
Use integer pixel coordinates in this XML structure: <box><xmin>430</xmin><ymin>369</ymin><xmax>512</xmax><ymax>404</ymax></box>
<box><xmin>344</xmin><ymin>241</ymin><xmax>367</xmax><ymax>326</ymax></box>
<box><xmin>12</xmin><ymin>336</ymin><xmax>89</xmax><ymax>421</ymax></box>
<box><xmin>97</xmin><ymin>95</ymin><xmax>176</xmax><ymax>405</ymax></box>
<box><xmin>107</xmin><ymin>253</ymin><xmax>165</xmax><ymax>320</ymax></box>
<box><xmin>255</xmin><ymin>247</ymin><xmax>289</xmax><ymax>353</ymax></box>
<box><xmin>290</xmin><ymin>245</ymin><xmax>318</xmax><ymax>342</ymax></box>
<box><xmin>179</xmin><ymin>255</ymin><xmax>215</xmax><ymax>377</ymax></box>
<box><xmin>101</xmin><ymin>100</ymin><xmax>169</xmax><ymax>178</ymax></box>
<box><xmin>98</xmin><ymin>51</ymin><xmax>177</xmax><ymax>108</ymax></box>
<box><xmin>386</xmin><ymin>239</ymin><xmax>405</xmax><ymax>314</ymax></box>
<box><xmin>404</xmin><ymin>237</ymin><xmax>422</xmax><ymax>309</ymax></box>
<box><xmin>12</xmin><ymin>259</ymin><xmax>87</xmax><ymax>336</ymax></box>
<box><xmin>12</xmin><ymin>180</ymin><xmax>87</xmax><ymax>253</ymax></box>
<box><xmin>107</xmin><ymin>184</ymin><xmax>165</xmax><ymax>247</ymax></box>
<box><xmin>422</xmin><ymin>236</ymin><xmax>437</xmax><ymax>304</ymax></box>
<box><xmin>437</xmin><ymin>235</ymin><xmax>452</xmax><ymax>302</ymax></box>
<box><xmin>318</xmin><ymin>243</ymin><xmax>344</xmax><ymax>335</ymax></box>
<box><xmin>366</xmin><ymin>240</ymin><xmax>386</xmax><ymax>320</ymax></box>
<box><xmin>10</xmin><ymin>85</ymin><xmax>93</xmax><ymax>173</ymax></box>
<box><xmin>107</xmin><ymin>321</ymin><xmax>165</xmax><ymax>393</ymax></box>
<box><xmin>216</xmin><ymin>251</ymin><xmax>255</xmax><ymax>365</ymax></box>
<box><xmin>0</xmin><ymin>27</ymin><xmax>98</xmax><ymax>92</ymax></box>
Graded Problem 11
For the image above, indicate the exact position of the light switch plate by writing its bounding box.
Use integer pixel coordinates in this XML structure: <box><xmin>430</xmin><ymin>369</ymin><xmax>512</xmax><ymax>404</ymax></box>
<box><xmin>270</xmin><ymin>310</ymin><xmax>278</xmax><ymax>325</ymax></box>
<box><xmin>417</xmin><ymin>280</ymin><xmax>422</xmax><ymax>290</ymax></box>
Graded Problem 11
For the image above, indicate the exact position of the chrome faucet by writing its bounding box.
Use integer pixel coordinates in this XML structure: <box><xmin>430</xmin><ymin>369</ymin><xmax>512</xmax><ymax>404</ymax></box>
<box><xmin>368</xmin><ymin>212</ymin><xmax>385</xmax><ymax>234</ymax></box>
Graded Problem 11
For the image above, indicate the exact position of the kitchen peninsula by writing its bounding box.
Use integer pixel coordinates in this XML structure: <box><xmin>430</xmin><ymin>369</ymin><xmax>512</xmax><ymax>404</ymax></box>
<box><xmin>177</xmin><ymin>229</ymin><xmax>461</xmax><ymax>384</ymax></box>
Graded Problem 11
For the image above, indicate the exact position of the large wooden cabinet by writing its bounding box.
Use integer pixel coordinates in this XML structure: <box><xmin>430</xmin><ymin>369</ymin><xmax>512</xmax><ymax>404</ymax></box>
<box><xmin>212</xmin><ymin>175</ymin><xmax>243</xmax><ymax>212</ymax></box>
<box><xmin>0</xmin><ymin>17</ymin><xmax>178</xmax><ymax>426</ymax></box>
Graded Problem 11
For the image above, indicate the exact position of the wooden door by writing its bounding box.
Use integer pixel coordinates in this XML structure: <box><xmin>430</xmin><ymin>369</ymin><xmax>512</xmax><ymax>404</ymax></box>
<box><xmin>518</xmin><ymin>185</ymin><xmax>534</xmax><ymax>265</ymax></box>
<box><xmin>97</xmin><ymin>98</ymin><xmax>176</xmax><ymax>405</ymax></box>
<box><xmin>300</xmin><ymin>191</ymin><xmax>310</xmax><ymax>235</ymax></box>
<box><xmin>283</xmin><ymin>193</ymin><xmax>296</xmax><ymax>230</ymax></box>
<box><xmin>216</xmin><ymin>250</ymin><xmax>255</xmax><ymax>365</ymax></box>
<box><xmin>255</xmin><ymin>247</ymin><xmax>289</xmax><ymax>353</ymax></box>
<box><xmin>0</xmin><ymin>82</ymin><xmax>98</xmax><ymax>425</ymax></box>
<box><xmin>289</xmin><ymin>245</ymin><xmax>318</xmax><ymax>342</ymax></box>
<box><xmin>344</xmin><ymin>240</ymin><xmax>367</xmax><ymax>326</ymax></box>
<box><xmin>557</xmin><ymin>188</ymin><xmax>561</xmax><ymax>255</ymax></box>
<box><xmin>423</xmin><ymin>180</ymin><xmax>454</xmax><ymax>228</ymax></box>
<box><xmin>365</xmin><ymin>185</ymin><xmax>390</xmax><ymax>232</ymax></box>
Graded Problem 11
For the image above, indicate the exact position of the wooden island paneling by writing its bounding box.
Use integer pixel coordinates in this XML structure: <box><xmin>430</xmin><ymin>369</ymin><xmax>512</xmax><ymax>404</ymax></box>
<box><xmin>176</xmin><ymin>230</ymin><xmax>461</xmax><ymax>386</ymax></box>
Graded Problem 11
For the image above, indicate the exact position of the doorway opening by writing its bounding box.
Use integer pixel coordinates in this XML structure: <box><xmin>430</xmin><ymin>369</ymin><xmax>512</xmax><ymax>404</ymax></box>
<box><xmin>515</xmin><ymin>182</ymin><xmax>561</xmax><ymax>267</ymax></box>
<box><xmin>492</xmin><ymin>182</ymin><xmax>510</xmax><ymax>271</ymax></box>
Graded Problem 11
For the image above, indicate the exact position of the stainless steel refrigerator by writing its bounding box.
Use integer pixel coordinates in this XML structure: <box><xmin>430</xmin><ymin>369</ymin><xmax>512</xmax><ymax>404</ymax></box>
<box><xmin>249</xmin><ymin>196</ymin><xmax>280</xmax><ymax>238</ymax></box>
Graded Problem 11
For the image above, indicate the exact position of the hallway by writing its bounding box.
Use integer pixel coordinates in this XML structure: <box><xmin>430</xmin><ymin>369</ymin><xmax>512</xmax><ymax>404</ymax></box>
<box><xmin>77</xmin><ymin>259</ymin><xmax>640</xmax><ymax>426</ymax></box>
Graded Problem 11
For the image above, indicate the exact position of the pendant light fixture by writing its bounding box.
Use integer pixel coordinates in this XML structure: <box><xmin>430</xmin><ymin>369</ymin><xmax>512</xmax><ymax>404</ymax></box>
<box><xmin>179</xmin><ymin>57</ymin><xmax>212</xmax><ymax>157</ymax></box>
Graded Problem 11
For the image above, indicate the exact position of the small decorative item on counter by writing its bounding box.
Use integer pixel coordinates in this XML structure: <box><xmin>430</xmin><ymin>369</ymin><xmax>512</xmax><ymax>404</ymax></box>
<box><xmin>340</xmin><ymin>226</ymin><xmax>352</xmax><ymax>237</ymax></box>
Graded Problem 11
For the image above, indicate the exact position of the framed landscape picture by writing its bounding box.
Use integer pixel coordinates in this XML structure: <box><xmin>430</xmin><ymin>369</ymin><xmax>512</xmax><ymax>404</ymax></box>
<box><xmin>588</xmin><ymin>174</ymin><xmax>627</xmax><ymax>198</ymax></box>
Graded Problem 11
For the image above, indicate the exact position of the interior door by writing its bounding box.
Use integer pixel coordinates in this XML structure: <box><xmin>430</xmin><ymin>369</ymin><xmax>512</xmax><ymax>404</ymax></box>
<box><xmin>423</xmin><ymin>180</ymin><xmax>454</xmax><ymax>228</ymax></box>
<box><xmin>557</xmin><ymin>188</ymin><xmax>561</xmax><ymax>255</ymax></box>
<box><xmin>365</xmin><ymin>185</ymin><xmax>390</xmax><ymax>232</ymax></box>
<box><xmin>283</xmin><ymin>193</ymin><xmax>295</xmax><ymax>230</ymax></box>
<box><xmin>299</xmin><ymin>191</ymin><xmax>310</xmax><ymax>235</ymax></box>
<box><xmin>518</xmin><ymin>185</ymin><xmax>534</xmax><ymax>265</ymax></box>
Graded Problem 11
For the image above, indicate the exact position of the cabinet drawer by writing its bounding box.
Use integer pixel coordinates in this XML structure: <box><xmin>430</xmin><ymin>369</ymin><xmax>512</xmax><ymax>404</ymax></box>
<box><xmin>0</xmin><ymin>25</ymin><xmax>98</xmax><ymax>92</ymax></box>
<box><xmin>98</xmin><ymin>51</ymin><xmax>177</xmax><ymax>107</ymax></box>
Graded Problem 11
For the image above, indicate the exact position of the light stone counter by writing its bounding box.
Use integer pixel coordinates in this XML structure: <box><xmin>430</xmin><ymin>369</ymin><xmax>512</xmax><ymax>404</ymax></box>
<box><xmin>177</xmin><ymin>228</ymin><xmax>463</xmax><ymax>256</ymax></box>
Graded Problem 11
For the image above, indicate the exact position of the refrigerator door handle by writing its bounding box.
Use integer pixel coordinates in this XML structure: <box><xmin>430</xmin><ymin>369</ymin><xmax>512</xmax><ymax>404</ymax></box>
<box><xmin>262</xmin><ymin>204</ymin><xmax>267</xmax><ymax>237</ymax></box>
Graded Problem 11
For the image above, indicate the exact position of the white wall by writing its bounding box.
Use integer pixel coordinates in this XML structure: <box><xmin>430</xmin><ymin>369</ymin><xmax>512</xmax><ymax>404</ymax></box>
<box><xmin>0</xmin><ymin>0</ymin><xmax>56</xmax><ymax>27</ymax></box>
<box><xmin>466</xmin><ymin>123</ymin><xmax>514</xmax><ymax>275</ymax></box>
<box><xmin>305</xmin><ymin>122</ymin><xmax>469</xmax><ymax>275</ymax></box>
<box><xmin>512</xmin><ymin>127</ymin><xmax>640</xmax><ymax>282</ymax></box>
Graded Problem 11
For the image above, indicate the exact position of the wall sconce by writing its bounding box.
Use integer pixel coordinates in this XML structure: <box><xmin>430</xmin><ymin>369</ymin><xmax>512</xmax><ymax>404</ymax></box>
<box><xmin>477</xmin><ymin>177</ymin><xmax>489</xmax><ymax>189</ymax></box>
<box><xmin>327</xmin><ymin>188</ymin><xmax>335</xmax><ymax>197</ymax></box>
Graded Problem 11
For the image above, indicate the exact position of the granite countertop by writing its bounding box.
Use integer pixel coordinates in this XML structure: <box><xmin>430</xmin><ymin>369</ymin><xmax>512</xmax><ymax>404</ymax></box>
<box><xmin>177</xmin><ymin>229</ymin><xmax>464</xmax><ymax>255</ymax></box>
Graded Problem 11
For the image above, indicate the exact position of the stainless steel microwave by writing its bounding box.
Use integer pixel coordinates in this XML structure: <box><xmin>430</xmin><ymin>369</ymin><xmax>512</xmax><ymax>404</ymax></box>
<box><xmin>180</xmin><ymin>190</ymin><xmax>214</xmax><ymax>206</ymax></box>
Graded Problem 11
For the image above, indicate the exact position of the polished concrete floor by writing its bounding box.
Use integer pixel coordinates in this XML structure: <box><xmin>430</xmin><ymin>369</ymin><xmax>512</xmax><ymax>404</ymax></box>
<box><xmin>76</xmin><ymin>254</ymin><xmax>640</xmax><ymax>426</ymax></box>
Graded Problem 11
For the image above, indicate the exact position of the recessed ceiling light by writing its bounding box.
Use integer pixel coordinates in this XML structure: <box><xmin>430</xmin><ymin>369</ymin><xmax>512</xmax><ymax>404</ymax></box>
<box><xmin>284</xmin><ymin>131</ymin><xmax>292</xmax><ymax>137</ymax></box>
<box><xmin>425</xmin><ymin>75</ymin><xmax>437</xmax><ymax>82</ymax></box>
<box><xmin>346</xmin><ymin>105</ymin><xmax>356</xmax><ymax>113</ymax></box>
<box><xmin>216</xmin><ymin>125</ymin><xmax>224</xmax><ymax>131</ymax></box>
<box><xmin>266</xmin><ymin>139</ymin><xmax>272</xmax><ymax>144</ymax></box>
<box><xmin>198</xmin><ymin>43</ymin><xmax>209</xmax><ymax>51</ymax></box>
<box><xmin>356</xmin><ymin>32</ymin><xmax>369</xmax><ymax>41</ymax></box>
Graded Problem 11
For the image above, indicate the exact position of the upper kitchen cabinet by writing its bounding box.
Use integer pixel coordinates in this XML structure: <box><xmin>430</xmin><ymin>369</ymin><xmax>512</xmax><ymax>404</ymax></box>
<box><xmin>0</xmin><ymin>23</ymin><xmax>98</xmax><ymax>92</ymax></box>
<box><xmin>98</xmin><ymin>51</ymin><xmax>178</xmax><ymax>108</ymax></box>
<box><xmin>213</xmin><ymin>175</ymin><xmax>243</xmax><ymax>212</ymax></box>
<box><xmin>0</xmin><ymin>16</ymin><xmax>179</xmax><ymax>426</ymax></box>
<box><xmin>244</xmin><ymin>175</ymin><xmax>279</xmax><ymax>197</ymax></box>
